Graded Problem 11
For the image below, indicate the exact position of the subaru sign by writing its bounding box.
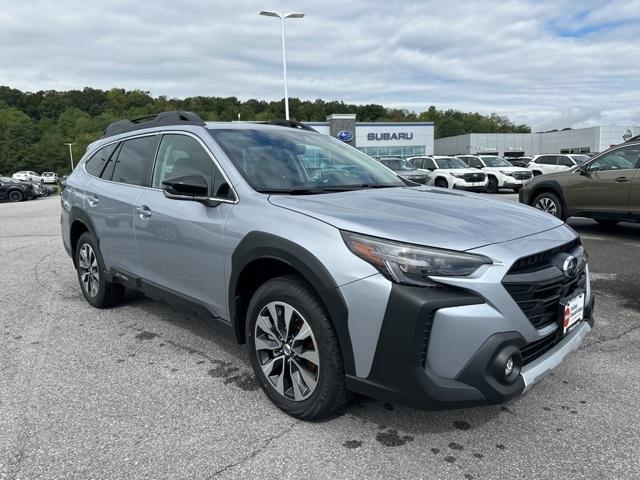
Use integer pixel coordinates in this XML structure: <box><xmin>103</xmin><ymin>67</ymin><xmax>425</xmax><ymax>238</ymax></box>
<box><xmin>337</xmin><ymin>130</ymin><xmax>354</xmax><ymax>142</ymax></box>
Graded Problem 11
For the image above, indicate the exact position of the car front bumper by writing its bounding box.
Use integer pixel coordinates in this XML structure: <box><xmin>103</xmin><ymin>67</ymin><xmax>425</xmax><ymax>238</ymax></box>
<box><xmin>344</xmin><ymin>226</ymin><xmax>592</xmax><ymax>409</ymax></box>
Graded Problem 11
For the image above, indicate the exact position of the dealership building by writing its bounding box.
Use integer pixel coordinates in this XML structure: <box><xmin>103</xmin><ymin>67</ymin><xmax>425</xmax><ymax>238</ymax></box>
<box><xmin>305</xmin><ymin>114</ymin><xmax>435</xmax><ymax>157</ymax></box>
<box><xmin>434</xmin><ymin>125</ymin><xmax>640</xmax><ymax>158</ymax></box>
<box><xmin>302</xmin><ymin>115</ymin><xmax>638</xmax><ymax>159</ymax></box>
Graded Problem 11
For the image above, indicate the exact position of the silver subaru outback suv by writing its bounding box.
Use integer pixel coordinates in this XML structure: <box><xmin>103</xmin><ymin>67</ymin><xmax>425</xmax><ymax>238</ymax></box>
<box><xmin>61</xmin><ymin>111</ymin><xmax>594</xmax><ymax>420</ymax></box>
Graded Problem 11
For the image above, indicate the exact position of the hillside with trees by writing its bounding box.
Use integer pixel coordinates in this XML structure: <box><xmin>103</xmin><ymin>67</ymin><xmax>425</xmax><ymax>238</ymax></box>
<box><xmin>0</xmin><ymin>86</ymin><xmax>530</xmax><ymax>175</ymax></box>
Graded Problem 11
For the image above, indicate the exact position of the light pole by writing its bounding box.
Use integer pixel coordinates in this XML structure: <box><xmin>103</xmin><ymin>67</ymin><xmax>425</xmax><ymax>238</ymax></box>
<box><xmin>259</xmin><ymin>10</ymin><xmax>305</xmax><ymax>120</ymax></box>
<box><xmin>64</xmin><ymin>143</ymin><xmax>75</xmax><ymax>171</ymax></box>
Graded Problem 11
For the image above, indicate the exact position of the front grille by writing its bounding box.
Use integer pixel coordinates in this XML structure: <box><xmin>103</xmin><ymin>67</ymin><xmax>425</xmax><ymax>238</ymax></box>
<box><xmin>462</xmin><ymin>172</ymin><xmax>486</xmax><ymax>182</ymax></box>
<box><xmin>509</xmin><ymin>238</ymin><xmax>581</xmax><ymax>274</ymax></box>
<box><xmin>503</xmin><ymin>270</ymin><xmax>586</xmax><ymax>330</ymax></box>
<box><xmin>512</xmin><ymin>171</ymin><xmax>532</xmax><ymax>180</ymax></box>
<box><xmin>521</xmin><ymin>331</ymin><xmax>562</xmax><ymax>365</ymax></box>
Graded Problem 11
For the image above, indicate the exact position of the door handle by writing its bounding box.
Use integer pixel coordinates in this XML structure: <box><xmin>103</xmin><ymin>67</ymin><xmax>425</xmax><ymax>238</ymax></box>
<box><xmin>136</xmin><ymin>205</ymin><xmax>152</xmax><ymax>219</ymax></box>
<box><xmin>614</xmin><ymin>177</ymin><xmax>630</xmax><ymax>183</ymax></box>
<box><xmin>87</xmin><ymin>195</ymin><xmax>99</xmax><ymax>207</ymax></box>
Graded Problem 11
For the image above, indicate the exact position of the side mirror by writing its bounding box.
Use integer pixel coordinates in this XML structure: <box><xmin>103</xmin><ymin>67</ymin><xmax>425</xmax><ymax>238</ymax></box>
<box><xmin>162</xmin><ymin>175</ymin><xmax>210</xmax><ymax>201</ymax></box>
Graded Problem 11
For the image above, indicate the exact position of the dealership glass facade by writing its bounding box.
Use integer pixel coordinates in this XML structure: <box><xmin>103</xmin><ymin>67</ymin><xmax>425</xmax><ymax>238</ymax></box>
<box><xmin>358</xmin><ymin>145</ymin><xmax>426</xmax><ymax>157</ymax></box>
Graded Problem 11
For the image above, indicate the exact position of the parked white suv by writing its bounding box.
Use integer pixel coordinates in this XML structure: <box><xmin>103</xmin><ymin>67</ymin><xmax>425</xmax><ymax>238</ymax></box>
<box><xmin>12</xmin><ymin>171</ymin><xmax>42</xmax><ymax>184</ymax></box>
<box><xmin>457</xmin><ymin>155</ymin><xmax>533</xmax><ymax>193</ymax></box>
<box><xmin>408</xmin><ymin>156</ymin><xmax>488</xmax><ymax>191</ymax></box>
<box><xmin>528</xmin><ymin>154</ymin><xmax>590</xmax><ymax>176</ymax></box>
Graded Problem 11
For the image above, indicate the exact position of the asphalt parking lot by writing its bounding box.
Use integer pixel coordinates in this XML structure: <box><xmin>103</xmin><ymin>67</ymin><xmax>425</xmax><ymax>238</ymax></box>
<box><xmin>1</xmin><ymin>195</ymin><xmax>639</xmax><ymax>480</ymax></box>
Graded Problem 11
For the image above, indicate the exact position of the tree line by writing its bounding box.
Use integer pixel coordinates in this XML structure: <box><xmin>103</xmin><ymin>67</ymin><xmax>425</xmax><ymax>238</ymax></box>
<box><xmin>0</xmin><ymin>86</ymin><xmax>530</xmax><ymax>175</ymax></box>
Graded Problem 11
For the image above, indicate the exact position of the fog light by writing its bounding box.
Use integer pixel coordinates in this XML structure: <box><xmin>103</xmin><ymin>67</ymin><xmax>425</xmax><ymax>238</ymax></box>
<box><xmin>505</xmin><ymin>357</ymin><xmax>514</xmax><ymax>377</ymax></box>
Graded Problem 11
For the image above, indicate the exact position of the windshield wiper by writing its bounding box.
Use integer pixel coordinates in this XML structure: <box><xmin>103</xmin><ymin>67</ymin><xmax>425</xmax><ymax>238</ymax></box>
<box><xmin>257</xmin><ymin>184</ymin><xmax>403</xmax><ymax>195</ymax></box>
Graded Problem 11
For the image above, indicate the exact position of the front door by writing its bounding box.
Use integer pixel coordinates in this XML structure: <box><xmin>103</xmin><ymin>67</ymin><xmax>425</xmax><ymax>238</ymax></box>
<box><xmin>564</xmin><ymin>145</ymin><xmax>639</xmax><ymax>215</ymax></box>
<box><xmin>134</xmin><ymin>133</ymin><xmax>236</xmax><ymax>318</ymax></box>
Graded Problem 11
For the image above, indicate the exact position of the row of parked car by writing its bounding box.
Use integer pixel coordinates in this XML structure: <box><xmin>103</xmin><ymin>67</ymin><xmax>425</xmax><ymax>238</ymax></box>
<box><xmin>375</xmin><ymin>153</ymin><xmax>593</xmax><ymax>193</ymax></box>
<box><xmin>0</xmin><ymin>171</ymin><xmax>61</xmax><ymax>202</ymax></box>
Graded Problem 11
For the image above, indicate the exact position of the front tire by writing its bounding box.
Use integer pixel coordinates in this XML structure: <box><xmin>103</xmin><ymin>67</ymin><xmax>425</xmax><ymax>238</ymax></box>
<box><xmin>434</xmin><ymin>177</ymin><xmax>448</xmax><ymax>188</ymax></box>
<box><xmin>75</xmin><ymin>232</ymin><xmax>125</xmax><ymax>308</ymax></box>
<box><xmin>246</xmin><ymin>275</ymin><xmax>349</xmax><ymax>420</ymax></box>
<box><xmin>532</xmin><ymin>192</ymin><xmax>565</xmax><ymax>220</ymax></box>
<box><xmin>486</xmin><ymin>176</ymin><xmax>499</xmax><ymax>193</ymax></box>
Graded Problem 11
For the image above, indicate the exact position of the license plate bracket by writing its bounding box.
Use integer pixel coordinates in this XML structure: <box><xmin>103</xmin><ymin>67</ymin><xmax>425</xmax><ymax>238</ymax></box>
<box><xmin>560</xmin><ymin>290</ymin><xmax>585</xmax><ymax>334</ymax></box>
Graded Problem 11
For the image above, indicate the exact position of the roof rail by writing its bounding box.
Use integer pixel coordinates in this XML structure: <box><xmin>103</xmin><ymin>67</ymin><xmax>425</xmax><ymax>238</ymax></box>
<box><xmin>101</xmin><ymin>111</ymin><xmax>206</xmax><ymax>138</ymax></box>
<box><xmin>267</xmin><ymin>119</ymin><xmax>318</xmax><ymax>132</ymax></box>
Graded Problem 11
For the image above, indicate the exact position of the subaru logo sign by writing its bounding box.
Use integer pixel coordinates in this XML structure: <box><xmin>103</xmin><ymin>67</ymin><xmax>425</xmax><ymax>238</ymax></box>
<box><xmin>337</xmin><ymin>130</ymin><xmax>353</xmax><ymax>142</ymax></box>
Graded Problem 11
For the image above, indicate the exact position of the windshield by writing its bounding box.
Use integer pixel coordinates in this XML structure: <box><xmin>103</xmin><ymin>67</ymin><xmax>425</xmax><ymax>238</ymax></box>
<box><xmin>379</xmin><ymin>159</ymin><xmax>416</xmax><ymax>171</ymax></box>
<box><xmin>569</xmin><ymin>155</ymin><xmax>589</xmax><ymax>164</ymax></box>
<box><xmin>209</xmin><ymin>128</ymin><xmax>405</xmax><ymax>193</ymax></box>
<box><xmin>434</xmin><ymin>157</ymin><xmax>467</xmax><ymax>169</ymax></box>
<box><xmin>480</xmin><ymin>156</ymin><xmax>512</xmax><ymax>167</ymax></box>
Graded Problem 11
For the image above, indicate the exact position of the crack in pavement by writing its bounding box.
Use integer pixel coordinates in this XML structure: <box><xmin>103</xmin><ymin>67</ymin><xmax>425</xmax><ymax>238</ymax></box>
<box><xmin>205</xmin><ymin>422</ymin><xmax>296</xmax><ymax>478</ymax></box>
<box><xmin>586</xmin><ymin>323</ymin><xmax>640</xmax><ymax>348</ymax></box>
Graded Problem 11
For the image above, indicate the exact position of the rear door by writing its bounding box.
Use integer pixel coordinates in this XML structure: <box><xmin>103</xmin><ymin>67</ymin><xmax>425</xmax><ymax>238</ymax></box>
<box><xmin>557</xmin><ymin>155</ymin><xmax>574</xmax><ymax>172</ymax></box>
<box><xmin>83</xmin><ymin>135</ymin><xmax>158</xmax><ymax>275</ymax></box>
<box><xmin>564</xmin><ymin>145</ymin><xmax>639</xmax><ymax>215</ymax></box>
<box><xmin>134</xmin><ymin>132</ymin><xmax>236</xmax><ymax>317</ymax></box>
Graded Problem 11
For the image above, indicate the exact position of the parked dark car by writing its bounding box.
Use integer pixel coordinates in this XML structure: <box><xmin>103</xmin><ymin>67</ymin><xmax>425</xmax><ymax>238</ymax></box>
<box><xmin>508</xmin><ymin>156</ymin><xmax>532</xmax><ymax>167</ymax></box>
<box><xmin>520</xmin><ymin>138</ymin><xmax>640</xmax><ymax>224</ymax></box>
<box><xmin>0</xmin><ymin>176</ymin><xmax>36</xmax><ymax>202</ymax></box>
<box><xmin>376</xmin><ymin>157</ymin><xmax>431</xmax><ymax>184</ymax></box>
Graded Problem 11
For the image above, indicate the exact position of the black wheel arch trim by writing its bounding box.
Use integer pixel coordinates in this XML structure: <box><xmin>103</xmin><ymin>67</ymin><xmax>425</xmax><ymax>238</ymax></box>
<box><xmin>229</xmin><ymin>231</ymin><xmax>356</xmax><ymax>376</ymax></box>
<box><xmin>68</xmin><ymin>206</ymin><xmax>100</xmax><ymax>265</ymax></box>
<box><xmin>528</xmin><ymin>180</ymin><xmax>568</xmax><ymax>213</ymax></box>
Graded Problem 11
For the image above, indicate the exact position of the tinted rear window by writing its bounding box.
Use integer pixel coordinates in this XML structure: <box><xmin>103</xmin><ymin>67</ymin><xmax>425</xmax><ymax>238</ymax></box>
<box><xmin>84</xmin><ymin>143</ymin><xmax>117</xmax><ymax>178</ymax></box>
<box><xmin>111</xmin><ymin>136</ymin><xmax>157</xmax><ymax>186</ymax></box>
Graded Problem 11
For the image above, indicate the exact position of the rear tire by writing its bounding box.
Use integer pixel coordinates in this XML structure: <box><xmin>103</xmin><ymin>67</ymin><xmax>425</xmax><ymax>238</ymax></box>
<box><xmin>75</xmin><ymin>232</ymin><xmax>125</xmax><ymax>308</ymax></box>
<box><xmin>8</xmin><ymin>190</ymin><xmax>24</xmax><ymax>202</ymax></box>
<box><xmin>532</xmin><ymin>192</ymin><xmax>565</xmax><ymax>220</ymax></box>
<box><xmin>246</xmin><ymin>274</ymin><xmax>349</xmax><ymax>420</ymax></box>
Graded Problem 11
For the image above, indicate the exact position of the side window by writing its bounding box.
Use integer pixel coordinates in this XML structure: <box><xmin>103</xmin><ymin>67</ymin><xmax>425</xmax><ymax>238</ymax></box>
<box><xmin>84</xmin><ymin>143</ymin><xmax>118</xmax><ymax>178</ymax></box>
<box><xmin>111</xmin><ymin>136</ymin><xmax>158</xmax><ymax>186</ymax></box>
<box><xmin>152</xmin><ymin>134</ymin><xmax>232</xmax><ymax>199</ymax></box>
<box><xmin>458</xmin><ymin>156</ymin><xmax>470</xmax><ymax>165</ymax></box>
<box><xmin>410</xmin><ymin>158</ymin><xmax>423</xmax><ymax>169</ymax></box>
<box><xmin>423</xmin><ymin>158</ymin><xmax>436</xmax><ymax>170</ymax></box>
<box><xmin>470</xmin><ymin>158</ymin><xmax>483</xmax><ymax>168</ymax></box>
<box><xmin>587</xmin><ymin>146</ymin><xmax>640</xmax><ymax>172</ymax></box>
<box><xmin>557</xmin><ymin>156</ymin><xmax>573</xmax><ymax>167</ymax></box>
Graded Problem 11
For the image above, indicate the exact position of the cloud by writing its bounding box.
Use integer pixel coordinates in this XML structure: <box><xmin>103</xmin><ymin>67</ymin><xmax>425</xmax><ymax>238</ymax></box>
<box><xmin>0</xmin><ymin>0</ymin><xmax>639</xmax><ymax>130</ymax></box>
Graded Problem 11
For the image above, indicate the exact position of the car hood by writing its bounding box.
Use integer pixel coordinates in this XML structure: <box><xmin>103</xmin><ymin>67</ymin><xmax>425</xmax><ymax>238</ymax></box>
<box><xmin>482</xmin><ymin>166</ymin><xmax>531</xmax><ymax>173</ymax></box>
<box><xmin>395</xmin><ymin>170</ymin><xmax>428</xmax><ymax>177</ymax></box>
<box><xmin>435</xmin><ymin>168</ymin><xmax>484</xmax><ymax>175</ymax></box>
<box><xmin>268</xmin><ymin>187</ymin><xmax>564</xmax><ymax>251</ymax></box>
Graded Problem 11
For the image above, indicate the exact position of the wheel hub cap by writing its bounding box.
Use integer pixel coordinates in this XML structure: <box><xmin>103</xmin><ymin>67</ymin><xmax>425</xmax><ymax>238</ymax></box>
<box><xmin>254</xmin><ymin>301</ymin><xmax>320</xmax><ymax>402</ymax></box>
<box><xmin>78</xmin><ymin>243</ymin><xmax>99</xmax><ymax>297</ymax></box>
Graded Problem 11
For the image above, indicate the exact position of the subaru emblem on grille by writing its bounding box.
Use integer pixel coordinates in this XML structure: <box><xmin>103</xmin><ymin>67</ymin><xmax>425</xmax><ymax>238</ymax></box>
<box><xmin>562</xmin><ymin>255</ymin><xmax>578</xmax><ymax>278</ymax></box>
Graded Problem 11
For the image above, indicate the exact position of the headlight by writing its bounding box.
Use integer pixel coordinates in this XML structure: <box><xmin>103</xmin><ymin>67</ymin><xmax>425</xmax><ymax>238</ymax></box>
<box><xmin>499</xmin><ymin>170</ymin><xmax>513</xmax><ymax>176</ymax></box>
<box><xmin>341</xmin><ymin>231</ymin><xmax>492</xmax><ymax>287</ymax></box>
<box><xmin>451</xmin><ymin>173</ymin><xmax>466</xmax><ymax>178</ymax></box>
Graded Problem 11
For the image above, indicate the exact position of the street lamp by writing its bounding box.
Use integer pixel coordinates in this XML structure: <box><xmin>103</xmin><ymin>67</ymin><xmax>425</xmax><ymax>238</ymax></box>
<box><xmin>259</xmin><ymin>10</ymin><xmax>305</xmax><ymax>120</ymax></box>
<box><xmin>64</xmin><ymin>143</ymin><xmax>75</xmax><ymax>171</ymax></box>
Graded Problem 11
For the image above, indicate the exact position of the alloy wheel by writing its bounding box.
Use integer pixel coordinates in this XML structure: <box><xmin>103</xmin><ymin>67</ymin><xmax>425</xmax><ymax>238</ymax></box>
<box><xmin>535</xmin><ymin>197</ymin><xmax>557</xmax><ymax>216</ymax></box>
<box><xmin>254</xmin><ymin>301</ymin><xmax>320</xmax><ymax>401</ymax></box>
<box><xmin>78</xmin><ymin>243</ymin><xmax>100</xmax><ymax>297</ymax></box>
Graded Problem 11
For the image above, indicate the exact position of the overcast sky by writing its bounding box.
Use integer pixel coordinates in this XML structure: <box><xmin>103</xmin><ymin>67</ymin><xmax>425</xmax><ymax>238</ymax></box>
<box><xmin>1</xmin><ymin>0</ymin><xmax>639</xmax><ymax>130</ymax></box>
